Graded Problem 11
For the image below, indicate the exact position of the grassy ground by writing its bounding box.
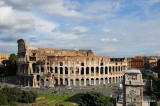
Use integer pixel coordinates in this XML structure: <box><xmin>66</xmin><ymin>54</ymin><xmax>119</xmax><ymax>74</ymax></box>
<box><xmin>32</xmin><ymin>93</ymin><xmax>82</xmax><ymax>106</ymax></box>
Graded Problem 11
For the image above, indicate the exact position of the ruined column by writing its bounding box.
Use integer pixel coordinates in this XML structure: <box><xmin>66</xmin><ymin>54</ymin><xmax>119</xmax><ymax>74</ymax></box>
<box><xmin>68</xmin><ymin>78</ymin><xmax>70</xmax><ymax>86</ymax></box>
<box><xmin>58</xmin><ymin>67</ymin><xmax>60</xmax><ymax>85</ymax></box>
<box><xmin>84</xmin><ymin>78</ymin><xmax>86</xmax><ymax>86</ymax></box>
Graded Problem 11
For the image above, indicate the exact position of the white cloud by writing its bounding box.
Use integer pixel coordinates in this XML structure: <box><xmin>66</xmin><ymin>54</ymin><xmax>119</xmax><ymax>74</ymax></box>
<box><xmin>73</xmin><ymin>26</ymin><xmax>88</xmax><ymax>33</ymax></box>
<box><xmin>82</xmin><ymin>0</ymin><xmax>122</xmax><ymax>19</ymax></box>
<box><xmin>0</xmin><ymin>6</ymin><xmax>33</xmax><ymax>33</ymax></box>
<box><xmin>3</xmin><ymin>0</ymin><xmax>83</xmax><ymax>18</ymax></box>
<box><xmin>100</xmin><ymin>38</ymin><xmax>118</xmax><ymax>43</ymax></box>
<box><xmin>102</xmin><ymin>28</ymin><xmax>112</xmax><ymax>32</ymax></box>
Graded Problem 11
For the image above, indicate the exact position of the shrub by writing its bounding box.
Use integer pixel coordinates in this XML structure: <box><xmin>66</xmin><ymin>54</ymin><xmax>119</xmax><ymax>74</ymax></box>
<box><xmin>0</xmin><ymin>91</ymin><xmax>8</xmax><ymax>105</ymax></box>
<box><xmin>21</xmin><ymin>90</ymin><xmax>38</xmax><ymax>103</ymax></box>
<box><xmin>79</xmin><ymin>91</ymin><xmax>113</xmax><ymax>106</ymax></box>
<box><xmin>2</xmin><ymin>87</ymin><xmax>22</xmax><ymax>102</ymax></box>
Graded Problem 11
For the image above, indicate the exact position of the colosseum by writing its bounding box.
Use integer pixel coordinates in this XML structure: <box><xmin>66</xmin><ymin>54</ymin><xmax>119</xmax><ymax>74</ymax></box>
<box><xmin>17</xmin><ymin>39</ymin><xmax>127</xmax><ymax>87</ymax></box>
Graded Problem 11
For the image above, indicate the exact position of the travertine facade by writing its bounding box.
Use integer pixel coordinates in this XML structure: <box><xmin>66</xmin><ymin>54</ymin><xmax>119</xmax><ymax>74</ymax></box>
<box><xmin>17</xmin><ymin>39</ymin><xmax>127</xmax><ymax>87</ymax></box>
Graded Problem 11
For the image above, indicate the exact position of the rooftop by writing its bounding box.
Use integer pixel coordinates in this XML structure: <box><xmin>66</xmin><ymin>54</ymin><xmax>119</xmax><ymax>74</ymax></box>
<box><xmin>125</xmin><ymin>69</ymin><xmax>141</xmax><ymax>74</ymax></box>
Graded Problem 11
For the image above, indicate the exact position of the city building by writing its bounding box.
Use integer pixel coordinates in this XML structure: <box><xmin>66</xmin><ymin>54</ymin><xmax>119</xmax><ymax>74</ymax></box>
<box><xmin>123</xmin><ymin>69</ymin><xmax>150</xmax><ymax>106</ymax></box>
<box><xmin>127</xmin><ymin>58</ymin><xmax>132</xmax><ymax>69</ymax></box>
<box><xmin>131</xmin><ymin>56</ymin><xmax>144</xmax><ymax>69</ymax></box>
<box><xmin>17</xmin><ymin>39</ymin><xmax>127</xmax><ymax>87</ymax></box>
<box><xmin>0</xmin><ymin>53</ymin><xmax>10</xmax><ymax>65</ymax></box>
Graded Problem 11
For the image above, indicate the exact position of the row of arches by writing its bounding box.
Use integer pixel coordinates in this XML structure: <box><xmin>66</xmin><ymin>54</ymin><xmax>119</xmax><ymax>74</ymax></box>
<box><xmin>32</xmin><ymin>64</ymin><xmax>125</xmax><ymax>75</ymax></box>
<box><xmin>54</xmin><ymin>76</ymin><xmax>123</xmax><ymax>86</ymax></box>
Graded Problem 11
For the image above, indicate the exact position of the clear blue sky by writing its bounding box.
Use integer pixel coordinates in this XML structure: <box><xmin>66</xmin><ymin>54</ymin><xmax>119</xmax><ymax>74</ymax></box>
<box><xmin>0</xmin><ymin>0</ymin><xmax>160</xmax><ymax>57</ymax></box>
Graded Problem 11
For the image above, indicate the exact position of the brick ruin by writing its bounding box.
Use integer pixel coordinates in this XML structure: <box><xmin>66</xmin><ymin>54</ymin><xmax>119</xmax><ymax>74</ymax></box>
<box><xmin>17</xmin><ymin>39</ymin><xmax>127</xmax><ymax>87</ymax></box>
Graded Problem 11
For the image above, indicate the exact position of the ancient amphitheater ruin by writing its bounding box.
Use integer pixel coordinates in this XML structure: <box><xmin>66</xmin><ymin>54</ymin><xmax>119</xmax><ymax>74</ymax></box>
<box><xmin>17</xmin><ymin>39</ymin><xmax>127</xmax><ymax>87</ymax></box>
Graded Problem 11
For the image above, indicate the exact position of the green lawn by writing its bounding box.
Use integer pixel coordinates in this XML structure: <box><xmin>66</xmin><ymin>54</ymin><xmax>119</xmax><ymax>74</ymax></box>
<box><xmin>32</xmin><ymin>93</ymin><xmax>82</xmax><ymax>106</ymax></box>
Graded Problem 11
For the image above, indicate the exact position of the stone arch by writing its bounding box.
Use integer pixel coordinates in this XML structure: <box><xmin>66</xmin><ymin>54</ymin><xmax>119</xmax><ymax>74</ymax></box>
<box><xmin>70</xmin><ymin>79</ymin><xmax>73</xmax><ymax>86</ymax></box>
<box><xmin>50</xmin><ymin>67</ymin><xmax>53</xmax><ymax>73</ymax></box>
<box><xmin>46</xmin><ymin>79</ymin><xmax>49</xmax><ymax>86</ymax></box>
<box><xmin>105</xmin><ymin>78</ymin><xmax>108</xmax><ymax>84</ymax></box>
<box><xmin>65</xmin><ymin>67</ymin><xmax>68</xmax><ymax>74</ymax></box>
<box><xmin>86</xmin><ymin>78</ymin><xmax>89</xmax><ymax>85</ymax></box>
<box><xmin>86</xmin><ymin>67</ymin><xmax>89</xmax><ymax>74</ymax></box>
<box><xmin>121</xmin><ymin>76</ymin><xmax>123</xmax><ymax>82</ymax></box>
<box><xmin>36</xmin><ymin>75</ymin><xmax>40</xmax><ymax>81</ymax></box>
<box><xmin>109</xmin><ymin>66</ymin><xmax>111</xmax><ymax>73</ymax></box>
<box><xmin>109</xmin><ymin>77</ymin><xmax>111</xmax><ymax>83</ymax></box>
<box><xmin>100</xmin><ymin>78</ymin><xmax>103</xmax><ymax>85</ymax></box>
<box><xmin>113</xmin><ymin>77</ymin><xmax>115</xmax><ymax>83</ymax></box>
<box><xmin>36</xmin><ymin>67</ymin><xmax>39</xmax><ymax>73</ymax></box>
<box><xmin>41</xmin><ymin>67</ymin><xmax>44</xmax><ymax>72</ymax></box>
<box><xmin>60</xmin><ymin>67</ymin><xmax>63</xmax><ymax>74</ymax></box>
<box><xmin>91</xmin><ymin>78</ymin><xmax>94</xmax><ymax>85</ymax></box>
<box><xmin>91</xmin><ymin>67</ymin><xmax>94</xmax><ymax>73</ymax></box>
<box><xmin>81</xmin><ymin>62</ymin><xmax>84</xmax><ymax>66</ymax></box>
<box><xmin>65</xmin><ymin>78</ymin><xmax>68</xmax><ymax>85</ymax></box>
<box><xmin>40</xmin><ymin>79</ymin><xmax>44</xmax><ymax>87</ymax></box>
<box><xmin>54</xmin><ymin>78</ymin><xmax>58</xmax><ymax>85</ymax></box>
<box><xmin>96</xmin><ymin>78</ymin><xmax>99</xmax><ymax>85</ymax></box>
<box><xmin>76</xmin><ymin>67</ymin><xmax>79</xmax><ymax>74</ymax></box>
<box><xmin>55</xmin><ymin>67</ymin><xmax>58</xmax><ymax>73</ymax></box>
<box><xmin>81</xmin><ymin>67</ymin><xmax>84</xmax><ymax>75</ymax></box>
<box><xmin>118</xmin><ymin>66</ymin><xmax>120</xmax><ymax>71</ymax></box>
<box><xmin>105</xmin><ymin>66</ymin><xmax>108</xmax><ymax>74</ymax></box>
<box><xmin>116</xmin><ymin>77</ymin><xmax>118</xmax><ymax>83</ymax></box>
<box><xmin>96</xmin><ymin>67</ymin><xmax>99</xmax><ymax>74</ymax></box>
<box><xmin>60</xmin><ymin>78</ymin><xmax>63</xmax><ymax>85</ymax></box>
<box><xmin>100</xmin><ymin>67</ymin><xmax>103</xmax><ymax>74</ymax></box>
<box><xmin>76</xmin><ymin>78</ymin><xmax>79</xmax><ymax>86</ymax></box>
<box><xmin>100</xmin><ymin>62</ymin><xmax>103</xmax><ymax>66</ymax></box>
<box><xmin>116</xmin><ymin>66</ymin><xmax>118</xmax><ymax>72</ymax></box>
<box><xmin>112</xmin><ymin>66</ymin><xmax>115</xmax><ymax>72</ymax></box>
<box><xmin>81</xmin><ymin>79</ymin><xmax>84</xmax><ymax>86</ymax></box>
<box><xmin>60</xmin><ymin>62</ymin><xmax>63</xmax><ymax>66</ymax></box>
<box><xmin>32</xmin><ymin>63</ymin><xmax>36</xmax><ymax>73</ymax></box>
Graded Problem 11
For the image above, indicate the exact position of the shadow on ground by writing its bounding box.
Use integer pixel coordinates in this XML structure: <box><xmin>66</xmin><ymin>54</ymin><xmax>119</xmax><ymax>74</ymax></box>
<box><xmin>64</xmin><ymin>93</ymin><xmax>83</xmax><ymax>103</ymax></box>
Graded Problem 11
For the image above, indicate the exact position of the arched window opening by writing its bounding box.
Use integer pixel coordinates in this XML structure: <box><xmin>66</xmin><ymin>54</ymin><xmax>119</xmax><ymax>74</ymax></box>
<box><xmin>105</xmin><ymin>67</ymin><xmax>108</xmax><ymax>74</ymax></box>
<box><xmin>86</xmin><ymin>67</ymin><xmax>89</xmax><ymax>74</ymax></box>
<box><xmin>96</xmin><ymin>67</ymin><xmax>99</xmax><ymax>73</ymax></box>
<box><xmin>81</xmin><ymin>67</ymin><xmax>84</xmax><ymax>75</ymax></box>
<box><xmin>55</xmin><ymin>67</ymin><xmax>58</xmax><ymax>73</ymax></box>
<box><xmin>91</xmin><ymin>67</ymin><xmax>94</xmax><ymax>73</ymax></box>
<box><xmin>32</xmin><ymin>63</ymin><xmax>36</xmax><ymax>73</ymax></box>
<box><xmin>50</xmin><ymin>67</ymin><xmax>53</xmax><ymax>73</ymax></box>
<box><xmin>60</xmin><ymin>62</ymin><xmax>63</xmax><ymax>66</ymax></box>
<box><xmin>65</xmin><ymin>67</ymin><xmax>68</xmax><ymax>74</ymax></box>
<box><xmin>100</xmin><ymin>62</ymin><xmax>103</xmax><ymax>66</ymax></box>
<box><xmin>37</xmin><ymin>67</ymin><xmax>39</xmax><ymax>73</ymax></box>
<box><xmin>81</xmin><ymin>62</ymin><xmax>84</xmax><ymax>66</ymax></box>
<box><xmin>100</xmin><ymin>67</ymin><xmax>103</xmax><ymax>74</ymax></box>
<box><xmin>60</xmin><ymin>67</ymin><xmax>63</xmax><ymax>74</ymax></box>
<box><xmin>41</xmin><ymin>67</ymin><xmax>44</xmax><ymax>72</ymax></box>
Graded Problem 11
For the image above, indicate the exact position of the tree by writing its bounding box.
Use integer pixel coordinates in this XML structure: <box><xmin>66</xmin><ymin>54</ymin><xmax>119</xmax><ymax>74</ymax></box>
<box><xmin>9</xmin><ymin>53</ymin><xmax>18</xmax><ymax>62</ymax></box>
<box><xmin>21</xmin><ymin>91</ymin><xmax>38</xmax><ymax>103</ymax></box>
<box><xmin>2</xmin><ymin>87</ymin><xmax>22</xmax><ymax>102</ymax></box>
<box><xmin>151</xmin><ymin>94</ymin><xmax>158</xmax><ymax>106</ymax></box>
<box><xmin>79</xmin><ymin>91</ymin><xmax>113</xmax><ymax>106</ymax></box>
<box><xmin>0</xmin><ymin>91</ymin><xmax>8</xmax><ymax>105</ymax></box>
<box><xmin>157</xmin><ymin>59</ymin><xmax>160</xmax><ymax>66</ymax></box>
<box><xmin>1</xmin><ymin>53</ymin><xmax>18</xmax><ymax>76</ymax></box>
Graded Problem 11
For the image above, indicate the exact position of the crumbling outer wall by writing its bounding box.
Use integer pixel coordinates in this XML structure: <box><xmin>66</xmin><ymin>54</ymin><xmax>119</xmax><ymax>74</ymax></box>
<box><xmin>17</xmin><ymin>39</ymin><xmax>127</xmax><ymax>87</ymax></box>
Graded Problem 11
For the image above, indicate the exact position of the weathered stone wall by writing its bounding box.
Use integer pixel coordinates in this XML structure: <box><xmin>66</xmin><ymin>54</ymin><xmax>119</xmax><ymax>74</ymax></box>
<box><xmin>17</xmin><ymin>39</ymin><xmax>127</xmax><ymax>87</ymax></box>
